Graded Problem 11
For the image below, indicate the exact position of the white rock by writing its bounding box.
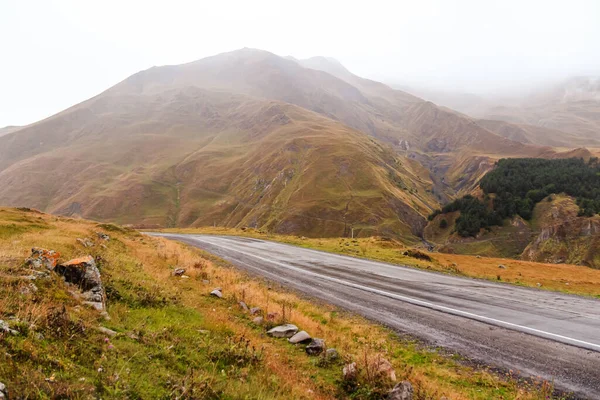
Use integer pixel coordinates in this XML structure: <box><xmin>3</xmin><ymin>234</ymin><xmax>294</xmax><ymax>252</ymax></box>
<box><xmin>289</xmin><ymin>330</ymin><xmax>311</xmax><ymax>344</ymax></box>
<box><xmin>267</xmin><ymin>324</ymin><xmax>298</xmax><ymax>338</ymax></box>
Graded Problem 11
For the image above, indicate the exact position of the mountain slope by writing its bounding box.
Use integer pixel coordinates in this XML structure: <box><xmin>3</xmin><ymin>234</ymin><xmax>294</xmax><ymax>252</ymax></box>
<box><xmin>0</xmin><ymin>87</ymin><xmax>436</xmax><ymax>238</ymax></box>
<box><xmin>0</xmin><ymin>48</ymin><xmax>562</xmax><ymax>239</ymax></box>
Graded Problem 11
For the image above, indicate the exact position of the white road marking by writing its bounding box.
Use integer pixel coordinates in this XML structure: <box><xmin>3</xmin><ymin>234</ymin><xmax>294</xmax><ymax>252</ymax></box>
<box><xmin>185</xmin><ymin>235</ymin><xmax>600</xmax><ymax>352</ymax></box>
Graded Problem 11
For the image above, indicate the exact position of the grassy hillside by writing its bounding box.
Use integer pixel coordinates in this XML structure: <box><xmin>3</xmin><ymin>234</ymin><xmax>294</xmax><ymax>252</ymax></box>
<box><xmin>0</xmin><ymin>89</ymin><xmax>438</xmax><ymax>238</ymax></box>
<box><xmin>0</xmin><ymin>208</ymin><xmax>560</xmax><ymax>399</ymax></box>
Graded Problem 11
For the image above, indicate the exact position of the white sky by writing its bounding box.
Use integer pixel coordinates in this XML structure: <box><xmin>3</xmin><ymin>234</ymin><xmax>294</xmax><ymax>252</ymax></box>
<box><xmin>1</xmin><ymin>0</ymin><xmax>599</xmax><ymax>127</ymax></box>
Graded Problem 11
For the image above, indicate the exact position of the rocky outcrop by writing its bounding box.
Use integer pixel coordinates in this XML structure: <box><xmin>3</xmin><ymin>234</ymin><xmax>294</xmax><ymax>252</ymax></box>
<box><xmin>25</xmin><ymin>248</ymin><xmax>60</xmax><ymax>270</ymax></box>
<box><xmin>522</xmin><ymin>198</ymin><xmax>600</xmax><ymax>267</ymax></box>
<box><xmin>55</xmin><ymin>256</ymin><xmax>105</xmax><ymax>310</ymax></box>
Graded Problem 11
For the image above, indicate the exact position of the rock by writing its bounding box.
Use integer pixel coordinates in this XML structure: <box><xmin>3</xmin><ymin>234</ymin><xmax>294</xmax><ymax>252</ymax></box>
<box><xmin>250</xmin><ymin>307</ymin><xmax>262</xmax><ymax>315</ymax></box>
<box><xmin>25</xmin><ymin>247</ymin><xmax>60</xmax><ymax>270</ymax></box>
<box><xmin>376</xmin><ymin>356</ymin><xmax>396</xmax><ymax>381</ymax></box>
<box><xmin>172</xmin><ymin>268</ymin><xmax>186</xmax><ymax>277</ymax></box>
<box><xmin>210</xmin><ymin>289</ymin><xmax>222</xmax><ymax>298</ymax></box>
<box><xmin>239</xmin><ymin>301</ymin><xmax>249</xmax><ymax>311</ymax></box>
<box><xmin>19</xmin><ymin>282</ymin><xmax>38</xmax><ymax>295</ymax></box>
<box><xmin>289</xmin><ymin>330</ymin><xmax>311</xmax><ymax>344</ymax></box>
<box><xmin>96</xmin><ymin>232</ymin><xmax>110</xmax><ymax>241</ymax></box>
<box><xmin>0</xmin><ymin>382</ymin><xmax>6</xmax><ymax>399</ymax></box>
<box><xmin>98</xmin><ymin>326</ymin><xmax>117</xmax><ymax>337</ymax></box>
<box><xmin>476</xmin><ymin>255</ymin><xmax>482</xmax><ymax>259</ymax></box>
<box><xmin>267</xmin><ymin>324</ymin><xmax>298</xmax><ymax>338</ymax></box>
<box><xmin>388</xmin><ymin>381</ymin><xmax>413</xmax><ymax>400</ymax></box>
<box><xmin>252</xmin><ymin>316</ymin><xmax>264</xmax><ymax>325</ymax></box>
<box><xmin>498</xmin><ymin>264</ymin><xmax>507</xmax><ymax>269</ymax></box>
<box><xmin>55</xmin><ymin>256</ymin><xmax>105</xmax><ymax>311</ymax></box>
<box><xmin>326</xmin><ymin>348</ymin><xmax>339</xmax><ymax>360</ymax></box>
<box><xmin>180</xmin><ymin>275</ymin><xmax>190</xmax><ymax>279</ymax></box>
<box><xmin>213</xmin><ymin>287</ymin><xmax>223</xmax><ymax>292</ymax></box>
<box><xmin>202</xmin><ymin>279</ymin><xmax>210</xmax><ymax>284</ymax></box>
<box><xmin>343</xmin><ymin>362</ymin><xmax>357</xmax><ymax>381</ymax></box>
<box><xmin>76</xmin><ymin>238</ymin><xmax>94</xmax><ymax>248</ymax></box>
<box><xmin>0</xmin><ymin>320</ymin><xmax>18</xmax><ymax>336</ymax></box>
<box><xmin>306</xmin><ymin>338</ymin><xmax>325</xmax><ymax>355</ymax></box>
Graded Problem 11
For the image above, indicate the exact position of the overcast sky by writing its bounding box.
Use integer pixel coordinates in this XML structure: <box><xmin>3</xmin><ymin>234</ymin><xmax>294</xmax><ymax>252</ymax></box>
<box><xmin>1</xmin><ymin>0</ymin><xmax>599</xmax><ymax>127</ymax></box>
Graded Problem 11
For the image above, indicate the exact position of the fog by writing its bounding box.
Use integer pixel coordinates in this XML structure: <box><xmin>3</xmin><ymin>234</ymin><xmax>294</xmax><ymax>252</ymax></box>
<box><xmin>1</xmin><ymin>0</ymin><xmax>599</xmax><ymax>127</ymax></box>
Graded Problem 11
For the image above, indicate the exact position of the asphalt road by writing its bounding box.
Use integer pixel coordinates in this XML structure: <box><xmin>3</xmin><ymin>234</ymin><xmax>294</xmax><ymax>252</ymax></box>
<box><xmin>151</xmin><ymin>233</ymin><xmax>600</xmax><ymax>398</ymax></box>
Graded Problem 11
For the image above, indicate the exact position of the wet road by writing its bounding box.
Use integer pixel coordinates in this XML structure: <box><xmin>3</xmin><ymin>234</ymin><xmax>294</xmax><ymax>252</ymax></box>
<box><xmin>151</xmin><ymin>233</ymin><xmax>600</xmax><ymax>398</ymax></box>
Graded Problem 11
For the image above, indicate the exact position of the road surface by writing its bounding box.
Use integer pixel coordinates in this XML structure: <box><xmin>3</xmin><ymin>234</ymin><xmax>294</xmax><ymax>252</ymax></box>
<box><xmin>151</xmin><ymin>233</ymin><xmax>600</xmax><ymax>398</ymax></box>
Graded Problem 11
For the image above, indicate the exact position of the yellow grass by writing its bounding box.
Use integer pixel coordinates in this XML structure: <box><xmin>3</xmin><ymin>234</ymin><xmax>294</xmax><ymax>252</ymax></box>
<box><xmin>0</xmin><ymin>208</ymin><xmax>558</xmax><ymax>398</ymax></box>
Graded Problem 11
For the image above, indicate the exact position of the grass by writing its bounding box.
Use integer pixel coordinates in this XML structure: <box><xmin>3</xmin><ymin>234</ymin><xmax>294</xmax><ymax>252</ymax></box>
<box><xmin>0</xmin><ymin>208</ymin><xmax>565</xmax><ymax>399</ymax></box>
<box><xmin>159</xmin><ymin>226</ymin><xmax>600</xmax><ymax>298</ymax></box>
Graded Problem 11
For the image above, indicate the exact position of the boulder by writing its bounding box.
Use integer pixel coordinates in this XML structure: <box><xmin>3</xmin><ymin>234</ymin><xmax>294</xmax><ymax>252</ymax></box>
<box><xmin>288</xmin><ymin>330</ymin><xmax>311</xmax><ymax>344</ymax></box>
<box><xmin>343</xmin><ymin>362</ymin><xmax>357</xmax><ymax>381</ymax></box>
<box><xmin>172</xmin><ymin>268</ymin><xmax>186</xmax><ymax>277</ymax></box>
<box><xmin>388</xmin><ymin>381</ymin><xmax>413</xmax><ymax>400</ymax></box>
<box><xmin>267</xmin><ymin>324</ymin><xmax>298</xmax><ymax>338</ymax></box>
<box><xmin>25</xmin><ymin>247</ymin><xmax>60</xmax><ymax>270</ymax></box>
<box><xmin>252</xmin><ymin>316</ymin><xmax>264</xmax><ymax>325</ymax></box>
<box><xmin>239</xmin><ymin>301</ymin><xmax>249</xmax><ymax>311</ymax></box>
<box><xmin>55</xmin><ymin>256</ymin><xmax>105</xmax><ymax>311</ymax></box>
<box><xmin>210</xmin><ymin>289</ymin><xmax>223</xmax><ymax>298</ymax></box>
<box><xmin>306</xmin><ymin>338</ymin><xmax>325</xmax><ymax>355</ymax></box>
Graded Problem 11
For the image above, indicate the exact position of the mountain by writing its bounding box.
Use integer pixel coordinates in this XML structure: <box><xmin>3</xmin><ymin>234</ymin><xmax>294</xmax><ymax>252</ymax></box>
<box><xmin>0</xmin><ymin>125</ymin><xmax>21</xmax><ymax>137</ymax></box>
<box><xmin>0</xmin><ymin>86</ymin><xmax>435</xmax><ymax>238</ymax></box>
<box><xmin>0</xmin><ymin>48</ymin><xmax>559</xmax><ymax>239</ymax></box>
<box><xmin>482</xmin><ymin>77</ymin><xmax>600</xmax><ymax>147</ymax></box>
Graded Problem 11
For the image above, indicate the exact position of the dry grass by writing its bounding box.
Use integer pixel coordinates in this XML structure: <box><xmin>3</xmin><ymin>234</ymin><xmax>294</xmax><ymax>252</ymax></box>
<box><xmin>0</xmin><ymin>208</ymin><xmax>562</xmax><ymax>399</ymax></box>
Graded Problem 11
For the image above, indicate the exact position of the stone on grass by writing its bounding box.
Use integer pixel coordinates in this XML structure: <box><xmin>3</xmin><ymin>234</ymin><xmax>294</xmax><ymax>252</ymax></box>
<box><xmin>267</xmin><ymin>324</ymin><xmax>298</xmax><ymax>338</ymax></box>
<box><xmin>252</xmin><ymin>316</ymin><xmax>264</xmax><ymax>325</ymax></box>
<box><xmin>25</xmin><ymin>247</ymin><xmax>60</xmax><ymax>270</ymax></box>
<box><xmin>343</xmin><ymin>362</ymin><xmax>357</xmax><ymax>381</ymax></box>
<box><xmin>97</xmin><ymin>232</ymin><xmax>110</xmax><ymax>241</ymax></box>
<box><xmin>388</xmin><ymin>381</ymin><xmax>413</xmax><ymax>400</ymax></box>
<box><xmin>76</xmin><ymin>238</ymin><xmax>94</xmax><ymax>248</ymax></box>
<box><xmin>250</xmin><ymin>307</ymin><xmax>262</xmax><ymax>315</ymax></box>
<box><xmin>98</xmin><ymin>326</ymin><xmax>117</xmax><ymax>337</ymax></box>
<box><xmin>289</xmin><ymin>330</ymin><xmax>311</xmax><ymax>344</ymax></box>
<box><xmin>376</xmin><ymin>356</ymin><xmax>396</xmax><ymax>381</ymax></box>
<box><xmin>173</xmin><ymin>268</ymin><xmax>186</xmax><ymax>277</ymax></box>
<box><xmin>0</xmin><ymin>320</ymin><xmax>18</xmax><ymax>336</ymax></box>
<box><xmin>210</xmin><ymin>289</ymin><xmax>223</xmax><ymax>298</ymax></box>
<box><xmin>498</xmin><ymin>264</ymin><xmax>507</xmax><ymax>269</ymax></box>
<box><xmin>0</xmin><ymin>382</ymin><xmax>6</xmax><ymax>399</ymax></box>
<box><xmin>306</xmin><ymin>338</ymin><xmax>325</xmax><ymax>355</ymax></box>
<box><xmin>326</xmin><ymin>348</ymin><xmax>339</xmax><ymax>360</ymax></box>
<box><xmin>55</xmin><ymin>256</ymin><xmax>105</xmax><ymax>311</ymax></box>
<box><xmin>239</xmin><ymin>301</ymin><xmax>249</xmax><ymax>311</ymax></box>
